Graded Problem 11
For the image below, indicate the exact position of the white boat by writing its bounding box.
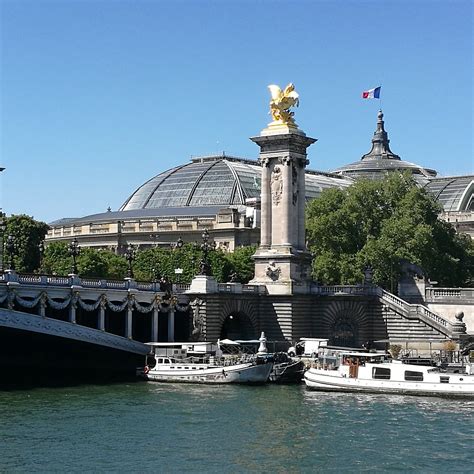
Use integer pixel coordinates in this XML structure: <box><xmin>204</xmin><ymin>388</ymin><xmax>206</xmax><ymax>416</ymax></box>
<box><xmin>142</xmin><ymin>342</ymin><xmax>273</xmax><ymax>384</ymax></box>
<box><xmin>304</xmin><ymin>351</ymin><xmax>474</xmax><ymax>397</ymax></box>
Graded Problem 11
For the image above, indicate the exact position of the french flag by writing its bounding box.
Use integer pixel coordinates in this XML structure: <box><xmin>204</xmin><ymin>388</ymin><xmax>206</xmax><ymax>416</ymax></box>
<box><xmin>362</xmin><ymin>86</ymin><xmax>381</xmax><ymax>99</ymax></box>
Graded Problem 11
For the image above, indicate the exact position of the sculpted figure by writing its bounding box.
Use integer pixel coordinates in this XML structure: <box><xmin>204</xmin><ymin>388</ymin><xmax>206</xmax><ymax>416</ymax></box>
<box><xmin>268</xmin><ymin>83</ymin><xmax>300</xmax><ymax>125</ymax></box>
<box><xmin>271</xmin><ymin>166</ymin><xmax>283</xmax><ymax>205</ymax></box>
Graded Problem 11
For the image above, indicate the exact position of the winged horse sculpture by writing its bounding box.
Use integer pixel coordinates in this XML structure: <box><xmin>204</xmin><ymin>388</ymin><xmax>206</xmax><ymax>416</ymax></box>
<box><xmin>268</xmin><ymin>83</ymin><xmax>300</xmax><ymax>125</ymax></box>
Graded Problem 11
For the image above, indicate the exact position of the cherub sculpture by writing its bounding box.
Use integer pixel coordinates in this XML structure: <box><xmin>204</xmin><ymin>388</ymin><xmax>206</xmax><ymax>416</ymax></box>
<box><xmin>268</xmin><ymin>83</ymin><xmax>300</xmax><ymax>125</ymax></box>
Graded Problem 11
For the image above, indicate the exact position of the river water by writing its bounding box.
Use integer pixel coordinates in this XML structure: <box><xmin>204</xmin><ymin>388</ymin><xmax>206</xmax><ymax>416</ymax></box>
<box><xmin>1</xmin><ymin>382</ymin><xmax>472</xmax><ymax>472</ymax></box>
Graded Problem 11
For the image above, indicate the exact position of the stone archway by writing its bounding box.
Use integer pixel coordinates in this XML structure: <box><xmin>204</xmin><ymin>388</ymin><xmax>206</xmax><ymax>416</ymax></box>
<box><xmin>220</xmin><ymin>312</ymin><xmax>257</xmax><ymax>340</ymax></box>
<box><xmin>331</xmin><ymin>313</ymin><xmax>359</xmax><ymax>347</ymax></box>
<box><xmin>319</xmin><ymin>299</ymin><xmax>372</xmax><ymax>348</ymax></box>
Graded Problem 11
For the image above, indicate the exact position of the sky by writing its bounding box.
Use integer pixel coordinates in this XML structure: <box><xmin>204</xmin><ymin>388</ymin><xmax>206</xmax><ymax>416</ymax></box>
<box><xmin>0</xmin><ymin>0</ymin><xmax>472</xmax><ymax>223</ymax></box>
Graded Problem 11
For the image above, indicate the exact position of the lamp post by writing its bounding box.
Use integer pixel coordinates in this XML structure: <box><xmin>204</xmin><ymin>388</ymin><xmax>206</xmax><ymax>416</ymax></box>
<box><xmin>0</xmin><ymin>211</ymin><xmax>6</xmax><ymax>272</ymax></box>
<box><xmin>68</xmin><ymin>238</ymin><xmax>81</xmax><ymax>275</ymax></box>
<box><xmin>199</xmin><ymin>229</ymin><xmax>214</xmax><ymax>276</ymax></box>
<box><xmin>38</xmin><ymin>240</ymin><xmax>45</xmax><ymax>274</ymax></box>
<box><xmin>125</xmin><ymin>243</ymin><xmax>135</xmax><ymax>279</ymax></box>
<box><xmin>5</xmin><ymin>235</ymin><xmax>16</xmax><ymax>271</ymax></box>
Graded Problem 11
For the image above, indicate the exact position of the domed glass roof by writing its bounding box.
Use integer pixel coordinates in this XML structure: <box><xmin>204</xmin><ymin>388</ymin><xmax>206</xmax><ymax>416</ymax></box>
<box><xmin>120</xmin><ymin>155</ymin><xmax>353</xmax><ymax>211</ymax></box>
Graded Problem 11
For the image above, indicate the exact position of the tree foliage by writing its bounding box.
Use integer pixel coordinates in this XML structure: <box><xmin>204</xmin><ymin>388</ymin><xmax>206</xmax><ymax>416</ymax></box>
<box><xmin>306</xmin><ymin>173</ymin><xmax>473</xmax><ymax>289</ymax></box>
<box><xmin>4</xmin><ymin>215</ymin><xmax>49</xmax><ymax>273</ymax></box>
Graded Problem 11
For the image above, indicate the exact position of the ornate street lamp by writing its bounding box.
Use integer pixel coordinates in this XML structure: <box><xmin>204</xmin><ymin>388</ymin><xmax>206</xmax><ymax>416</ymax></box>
<box><xmin>125</xmin><ymin>243</ymin><xmax>135</xmax><ymax>279</ymax></box>
<box><xmin>199</xmin><ymin>229</ymin><xmax>215</xmax><ymax>276</ymax></box>
<box><xmin>38</xmin><ymin>240</ymin><xmax>45</xmax><ymax>274</ymax></box>
<box><xmin>0</xmin><ymin>211</ymin><xmax>6</xmax><ymax>272</ymax></box>
<box><xmin>68</xmin><ymin>238</ymin><xmax>81</xmax><ymax>275</ymax></box>
<box><xmin>5</xmin><ymin>234</ymin><xmax>16</xmax><ymax>271</ymax></box>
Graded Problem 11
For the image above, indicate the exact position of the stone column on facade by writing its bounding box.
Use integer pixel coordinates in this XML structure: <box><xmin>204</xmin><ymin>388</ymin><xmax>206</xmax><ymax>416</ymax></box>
<box><xmin>98</xmin><ymin>296</ymin><xmax>106</xmax><ymax>331</ymax></box>
<box><xmin>260</xmin><ymin>158</ymin><xmax>271</xmax><ymax>248</ymax></box>
<box><xmin>167</xmin><ymin>309</ymin><xmax>175</xmax><ymax>342</ymax></box>
<box><xmin>281</xmin><ymin>156</ymin><xmax>292</xmax><ymax>246</ymax></box>
<box><xmin>125</xmin><ymin>299</ymin><xmax>133</xmax><ymax>339</ymax></box>
<box><xmin>69</xmin><ymin>297</ymin><xmax>77</xmax><ymax>324</ymax></box>
<box><xmin>152</xmin><ymin>307</ymin><xmax>159</xmax><ymax>342</ymax></box>
<box><xmin>297</xmin><ymin>159</ymin><xmax>307</xmax><ymax>249</ymax></box>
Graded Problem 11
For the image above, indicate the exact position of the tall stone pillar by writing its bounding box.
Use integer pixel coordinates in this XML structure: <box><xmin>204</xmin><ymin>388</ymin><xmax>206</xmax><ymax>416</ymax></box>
<box><xmin>260</xmin><ymin>159</ymin><xmax>271</xmax><ymax>248</ymax></box>
<box><xmin>167</xmin><ymin>310</ymin><xmax>175</xmax><ymax>342</ymax></box>
<box><xmin>152</xmin><ymin>307</ymin><xmax>159</xmax><ymax>342</ymax></box>
<box><xmin>250</xmin><ymin>122</ymin><xmax>316</xmax><ymax>295</ymax></box>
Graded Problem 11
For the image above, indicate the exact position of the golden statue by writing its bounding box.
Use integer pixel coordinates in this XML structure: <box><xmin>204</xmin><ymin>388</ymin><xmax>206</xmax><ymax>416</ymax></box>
<box><xmin>268</xmin><ymin>83</ymin><xmax>300</xmax><ymax>126</ymax></box>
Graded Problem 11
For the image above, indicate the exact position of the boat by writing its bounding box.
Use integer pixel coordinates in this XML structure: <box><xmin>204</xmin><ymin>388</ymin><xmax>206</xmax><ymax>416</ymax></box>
<box><xmin>304</xmin><ymin>350</ymin><xmax>474</xmax><ymax>397</ymax></box>
<box><xmin>141</xmin><ymin>341</ymin><xmax>273</xmax><ymax>384</ymax></box>
<box><xmin>268</xmin><ymin>352</ymin><xmax>305</xmax><ymax>383</ymax></box>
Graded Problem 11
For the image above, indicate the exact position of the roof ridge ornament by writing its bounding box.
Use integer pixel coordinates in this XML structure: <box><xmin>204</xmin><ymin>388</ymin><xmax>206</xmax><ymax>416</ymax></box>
<box><xmin>361</xmin><ymin>109</ymin><xmax>401</xmax><ymax>161</ymax></box>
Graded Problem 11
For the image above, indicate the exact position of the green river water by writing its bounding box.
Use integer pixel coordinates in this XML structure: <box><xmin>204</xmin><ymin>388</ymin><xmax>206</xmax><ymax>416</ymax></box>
<box><xmin>1</xmin><ymin>382</ymin><xmax>473</xmax><ymax>472</ymax></box>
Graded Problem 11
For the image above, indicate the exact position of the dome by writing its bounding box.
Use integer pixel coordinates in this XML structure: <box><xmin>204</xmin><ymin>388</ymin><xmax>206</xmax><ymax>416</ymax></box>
<box><xmin>333</xmin><ymin>110</ymin><xmax>437</xmax><ymax>179</ymax></box>
<box><xmin>120</xmin><ymin>154</ymin><xmax>353</xmax><ymax>211</ymax></box>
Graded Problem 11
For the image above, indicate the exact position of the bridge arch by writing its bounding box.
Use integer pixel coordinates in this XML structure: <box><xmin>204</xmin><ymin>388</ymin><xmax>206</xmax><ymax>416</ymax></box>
<box><xmin>215</xmin><ymin>298</ymin><xmax>259</xmax><ymax>340</ymax></box>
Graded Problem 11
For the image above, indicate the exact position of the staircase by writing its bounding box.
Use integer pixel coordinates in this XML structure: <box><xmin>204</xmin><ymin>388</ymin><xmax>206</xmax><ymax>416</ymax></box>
<box><xmin>378</xmin><ymin>289</ymin><xmax>464</xmax><ymax>340</ymax></box>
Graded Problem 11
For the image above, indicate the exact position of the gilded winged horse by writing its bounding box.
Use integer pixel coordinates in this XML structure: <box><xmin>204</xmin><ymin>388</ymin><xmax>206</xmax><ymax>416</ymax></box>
<box><xmin>268</xmin><ymin>83</ymin><xmax>300</xmax><ymax>125</ymax></box>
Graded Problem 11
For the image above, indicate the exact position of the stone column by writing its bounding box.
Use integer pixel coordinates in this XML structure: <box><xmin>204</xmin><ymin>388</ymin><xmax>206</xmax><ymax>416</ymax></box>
<box><xmin>167</xmin><ymin>310</ymin><xmax>175</xmax><ymax>342</ymax></box>
<box><xmin>281</xmin><ymin>156</ymin><xmax>292</xmax><ymax>246</ymax></box>
<box><xmin>297</xmin><ymin>159</ymin><xmax>307</xmax><ymax>249</ymax></box>
<box><xmin>69</xmin><ymin>300</ymin><xmax>77</xmax><ymax>324</ymax></box>
<box><xmin>98</xmin><ymin>297</ymin><xmax>106</xmax><ymax>331</ymax></box>
<box><xmin>152</xmin><ymin>307</ymin><xmax>159</xmax><ymax>342</ymax></box>
<box><xmin>125</xmin><ymin>300</ymin><xmax>133</xmax><ymax>339</ymax></box>
<box><xmin>260</xmin><ymin>158</ymin><xmax>271</xmax><ymax>248</ymax></box>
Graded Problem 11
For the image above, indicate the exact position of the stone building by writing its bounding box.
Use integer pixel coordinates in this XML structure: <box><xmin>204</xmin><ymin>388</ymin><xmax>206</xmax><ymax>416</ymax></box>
<box><xmin>45</xmin><ymin>155</ymin><xmax>352</xmax><ymax>251</ymax></box>
<box><xmin>46</xmin><ymin>110</ymin><xmax>473</xmax><ymax>249</ymax></box>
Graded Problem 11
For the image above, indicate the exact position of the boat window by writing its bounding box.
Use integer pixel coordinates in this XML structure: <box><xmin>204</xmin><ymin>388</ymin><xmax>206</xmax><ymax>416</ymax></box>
<box><xmin>440</xmin><ymin>376</ymin><xmax>450</xmax><ymax>384</ymax></box>
<box><xmin>372</xmin><ymin>367</ymin><xmax>391</xmax><ymax>380</ymax></box>
<box><xmin>158</xmin><ymin>358</ymin><xmax>163</xmax><ymax>364</ymax></box>
<box><xmin>404</xmin><ymin>371</ymin><xmax>424</xmax><ymax>382</ymax></box>
<box><xmin>164</xmin><ymin>359</ymin><xmax>170</xmax><ymax>364</ymax></box>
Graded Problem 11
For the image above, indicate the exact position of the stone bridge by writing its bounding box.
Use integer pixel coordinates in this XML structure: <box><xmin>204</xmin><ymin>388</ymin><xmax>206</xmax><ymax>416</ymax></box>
<box><xmin>0</xmin><ymin>271</ymin><xmax>468</xmax><ymax>368</ymax></box>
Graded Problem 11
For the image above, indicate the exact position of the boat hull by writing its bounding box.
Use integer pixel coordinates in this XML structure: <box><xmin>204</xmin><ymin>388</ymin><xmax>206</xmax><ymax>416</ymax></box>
<box><xmin>146</xmin><ymin>362</ymin><xmax>272</xmax><ymax>384</ymax></box>
<box><xmin>304</xmin><ymin>369</ymin><xmax>474</xmax><ymax>398</ymax></box>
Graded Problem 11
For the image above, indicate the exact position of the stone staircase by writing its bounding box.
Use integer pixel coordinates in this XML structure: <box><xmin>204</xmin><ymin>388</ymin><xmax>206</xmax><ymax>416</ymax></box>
<box><xmin>378</xmin><ymin>289</ymin><xmax>466</xmax><ymax>341</ymax></box>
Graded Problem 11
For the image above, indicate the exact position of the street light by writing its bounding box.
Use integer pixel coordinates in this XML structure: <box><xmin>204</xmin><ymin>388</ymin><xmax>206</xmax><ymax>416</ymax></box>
<box><xmin>38</xmin><ymin>240</ymin><xmax>45</xmax><ymax>274</ymax></box>
<box><xmin>0</xmin><ymin>211</ymin><xmax>6</xmax><ymax>272</ymax></box>
<box><xmin>5</xmin><ymin>234</ymin><xmax>16</xmax><ymax>271</ymax></box>
<box><xmin>199</xmin><ymin>229</ymin><xmax>215</xmax><ymax>276</ymax></box>
<box><xmin>68</xmin><ymin>238</ymin><xmax>81</xmax><ymax>275</ymax></box>
<box><xmin>125</xmin><ymin>243</ymin><xmax>135</xmax><ymax>279</ymax></box>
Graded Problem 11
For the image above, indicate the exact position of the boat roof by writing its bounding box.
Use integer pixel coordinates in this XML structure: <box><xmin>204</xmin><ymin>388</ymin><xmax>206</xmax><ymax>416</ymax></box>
<box><xmin>339</xmin><ymin>352</ymin><xmax>387</xmax><ymax>357</ymax></box>
<box><xmin>146</xmin><ymin>342</ymin><xmax>214</xmax><ymax>347</ymax></box>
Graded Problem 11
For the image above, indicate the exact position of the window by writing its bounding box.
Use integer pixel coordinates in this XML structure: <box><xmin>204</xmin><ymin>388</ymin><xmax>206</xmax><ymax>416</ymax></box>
<box><xmin>440</xmin><ymin>376</ymin><xmax>450</xmax><ymax>384</ymax></box>
<box><xmin>405</xmin><ymin>371</ymin><xmax>424</xmax><ymax>382</ymax></box>
<box><xmin>372</xmin><ymin>367</ymin><xmax>391</xmax><ymax>380</ymax></box>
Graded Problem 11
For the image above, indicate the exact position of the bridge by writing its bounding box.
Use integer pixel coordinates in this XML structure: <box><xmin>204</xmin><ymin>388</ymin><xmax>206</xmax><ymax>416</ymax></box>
<box><xmin>0</xmin><ymin>269</ymin><xmax>469</xmax><ymax>385</ymax></box>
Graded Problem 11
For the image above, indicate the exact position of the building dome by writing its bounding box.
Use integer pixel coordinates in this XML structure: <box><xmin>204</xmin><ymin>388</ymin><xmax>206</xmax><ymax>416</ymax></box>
<box><xmin>120</xmin><ymin>154</ymin><xmax>352</xmax><ymax>211</ymax></box>
<box><xmin>333</xmin><ymin>110</ymin><xmax>437</xmax><ymax>180</ymax></box>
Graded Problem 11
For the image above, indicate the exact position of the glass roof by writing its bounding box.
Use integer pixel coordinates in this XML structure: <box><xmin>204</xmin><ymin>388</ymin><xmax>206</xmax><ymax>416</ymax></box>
<box><xmin>120</xmin><ymin>156</ymin><xmax>353</xmax><ymax>211</ymax></box>
<box><xmin>423</xmin><ymin>176</ymin><xmax>474</xmax><ymax>212</ymax></box>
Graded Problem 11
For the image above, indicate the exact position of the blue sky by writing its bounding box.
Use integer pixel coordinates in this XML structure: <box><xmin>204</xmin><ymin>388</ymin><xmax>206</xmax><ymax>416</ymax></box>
<box><xmin>1</xmin><ymin>0</ymin><xmax>472</xmax><ymax>223</ymax></box>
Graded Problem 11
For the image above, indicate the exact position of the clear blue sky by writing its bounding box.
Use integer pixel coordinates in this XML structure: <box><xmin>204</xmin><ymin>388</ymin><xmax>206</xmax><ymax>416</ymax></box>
<box><xmin>1</xmin><ymin>0</ymin><xmax>472</xmax><ymax>223</ymax></box>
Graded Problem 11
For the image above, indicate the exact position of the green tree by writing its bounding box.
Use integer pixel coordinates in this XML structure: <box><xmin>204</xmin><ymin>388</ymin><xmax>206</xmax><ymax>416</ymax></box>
<box><xmin>225</xmin><ymin>245</ymin><xmax>257</xmax><ymax>283</ymax></box>
<box><xmin>306</xmin><ymin>173</ymin><xmax>473</xmax><ymax>289</ymax></box>
<box><xmin>42</xmin><ymin>241</ymin><xmax>71</xmax><ymax>275</ymax></box>
<box><xmin>4</xmin><ymin>215</ymin><xmax>49</xmax><ymax>273</ymax></box>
